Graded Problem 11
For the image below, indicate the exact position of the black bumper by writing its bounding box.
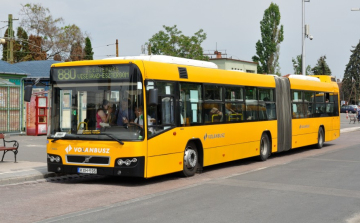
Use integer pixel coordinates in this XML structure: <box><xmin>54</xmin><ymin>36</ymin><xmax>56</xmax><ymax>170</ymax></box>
<box><xmin>48</xmin><ymin>156</ymin><xmax>145</xmax><ymax>177</ymax></box>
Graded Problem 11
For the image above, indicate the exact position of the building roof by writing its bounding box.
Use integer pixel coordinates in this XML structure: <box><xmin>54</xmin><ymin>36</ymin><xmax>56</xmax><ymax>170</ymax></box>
<box><xmin>0</xmin><ymin>60</ymin><xmax>28</xmax><ymax>75</ymax></box>
<box><xmin>209</xmin><ymin>58</ymin><xmax>257</xmax><ymax>64</ymax></box>
<box><xmin>15</xmin><ymin>60</ymin><xmax>61</xmax><ymax>78</ymax></box>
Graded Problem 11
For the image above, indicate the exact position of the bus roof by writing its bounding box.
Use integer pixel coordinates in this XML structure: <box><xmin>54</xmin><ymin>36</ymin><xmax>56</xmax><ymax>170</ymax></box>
<box><xmin>104</xmin><ymin>55</ymin><xmax>218</xmax><ymax>69</ymax></box>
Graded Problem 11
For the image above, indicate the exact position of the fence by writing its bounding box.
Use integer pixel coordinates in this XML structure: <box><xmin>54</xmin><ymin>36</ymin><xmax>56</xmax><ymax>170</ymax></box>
<box><xmin>0</xmin><ymin>86</ymin><xmax>21</xmax><ymax>133</ymax></box>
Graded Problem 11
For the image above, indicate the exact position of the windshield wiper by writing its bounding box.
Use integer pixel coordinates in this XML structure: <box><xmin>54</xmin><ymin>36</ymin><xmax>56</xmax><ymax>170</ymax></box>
<box><xmin>98</xmin><ymin>133</ymin><xmax>124</xmax><ymax>145</ymax></box>
<box><xmin>51</xmin><ymin>134</ymin><xmax>78</xmax><ymax>142</ymax></box>
<box><xmin>51</xmin><ymin>133</ymin><xmax>124</xmax><ymax>145</ymax></box>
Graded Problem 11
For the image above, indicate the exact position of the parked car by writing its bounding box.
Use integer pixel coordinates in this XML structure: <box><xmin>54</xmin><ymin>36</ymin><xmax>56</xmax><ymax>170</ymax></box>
<box><xmin>340</xmin><ymin>105</ymin><xmax>358</xmax><ymax>113</ymax></box>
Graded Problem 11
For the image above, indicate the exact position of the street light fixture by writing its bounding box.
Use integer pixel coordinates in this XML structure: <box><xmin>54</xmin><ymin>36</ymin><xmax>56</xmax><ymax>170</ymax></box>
<box><xmin>302</xmin><ymin>0</ymin><xmax>311</xmax><ymax>76</ymax></box>
<box><xmin>351</xmin><ymin>8</ymin><xmax>360</xmax><ymax>11</ymax></box>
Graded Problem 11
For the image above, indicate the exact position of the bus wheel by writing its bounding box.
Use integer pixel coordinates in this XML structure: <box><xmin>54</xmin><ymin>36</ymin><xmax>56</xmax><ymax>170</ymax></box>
<box><xmin>181</xmin><ymin>142</ymin><xmax>198</xmax><ymax>177</ymax></box>
<box><xmin>258</xmin><ymin>133</ymin><xmax>270</xmax><ymax>161</ymax></box>
<box><xmin>316</xmin><ymin>127</ymin><xmax>324</xmax><ymax>149</ymax></box>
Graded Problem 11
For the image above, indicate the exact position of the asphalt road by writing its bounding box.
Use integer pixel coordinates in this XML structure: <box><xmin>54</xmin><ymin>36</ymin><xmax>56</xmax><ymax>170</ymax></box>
<box><xmin>1</xmin><ymin>129</ymin><xmax>359</xmax><ymax>223</ymax></box>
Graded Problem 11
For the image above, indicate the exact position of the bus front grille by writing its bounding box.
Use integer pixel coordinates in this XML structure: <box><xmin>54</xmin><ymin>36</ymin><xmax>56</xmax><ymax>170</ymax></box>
<box><xmin>66</xmin><ymin>155</ymin><xmax>110</xmax><ymax>165</ymax></box>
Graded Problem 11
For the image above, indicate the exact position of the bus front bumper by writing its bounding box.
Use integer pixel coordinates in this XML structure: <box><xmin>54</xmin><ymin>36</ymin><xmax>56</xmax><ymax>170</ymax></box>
<box><xmin>48</xmin><ymin>156</ymin><xmax>145</xmax><ymax>177</ymax></box>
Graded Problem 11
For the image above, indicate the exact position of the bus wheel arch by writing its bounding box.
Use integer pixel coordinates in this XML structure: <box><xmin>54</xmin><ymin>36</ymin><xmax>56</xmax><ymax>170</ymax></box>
<box><xmin>258</xmin><ymin>131</ymin><xmax>271</xmax><ymax>161</ymax></box>
<box><xmin>181</xmin><ymin>139</ymin><xmax>203</xmax><ymax>177</ymax></box>
<box><xmin>316</xmin><ymin>126</ymin><xmax>325</xmax><ymax>149</ymax></box>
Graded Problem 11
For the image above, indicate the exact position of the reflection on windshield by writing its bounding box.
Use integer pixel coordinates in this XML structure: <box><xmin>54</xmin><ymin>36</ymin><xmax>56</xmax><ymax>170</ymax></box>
<box><xmin>50</xmin><ymin>82</ymin><xmax>145</xmax><ymax>141</ymax></box>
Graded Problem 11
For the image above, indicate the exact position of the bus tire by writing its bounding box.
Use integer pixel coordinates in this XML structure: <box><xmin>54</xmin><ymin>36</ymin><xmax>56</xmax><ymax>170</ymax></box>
<box><xmin>258</xmin><ymin>133</ymin><xmax>270</xmax><ymax>161</ymax></box>
<box><xmin>316</xmin><ymin>127</ymin><xmax>324</xmax><ymax>149</ymax></box>
<box><xmin>181</xmin><ymin>142</ymin><xmax>198</xmax><ymax>177</ymax></box>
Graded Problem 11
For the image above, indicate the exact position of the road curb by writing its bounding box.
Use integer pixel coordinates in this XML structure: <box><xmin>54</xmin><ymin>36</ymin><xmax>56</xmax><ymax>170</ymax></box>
<box><xmin>0</xmin><ymin>171</ymin><xmax>63</xmax><ymax>186</ymax></box>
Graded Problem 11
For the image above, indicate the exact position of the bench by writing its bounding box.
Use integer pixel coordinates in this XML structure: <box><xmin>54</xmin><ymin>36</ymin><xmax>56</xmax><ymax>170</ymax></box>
<box><xmin>0</xmin><ymin>133</ymin><xmax>19</xmax><ymax>163</ymax></box>
<box><xmin>349</xmin><ymin>114</ymin><xmax>357</xmax><ymax>124</ymax></box>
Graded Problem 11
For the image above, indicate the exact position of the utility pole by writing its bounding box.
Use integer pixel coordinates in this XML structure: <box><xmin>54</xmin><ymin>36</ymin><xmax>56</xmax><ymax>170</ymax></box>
<box><xmin>6</xmin><ymin>14</ymin><xmax>19</xmax><ymax>64</ymax></box>
<box><xmin>147</xmin><ymin>43</ymin><xmax>151</xmax><ymax>55</ymax></box>
<box><xmin>116</xmin><ymin>39</ymin><xmax>118</xmax><ymax>57</ymax></box>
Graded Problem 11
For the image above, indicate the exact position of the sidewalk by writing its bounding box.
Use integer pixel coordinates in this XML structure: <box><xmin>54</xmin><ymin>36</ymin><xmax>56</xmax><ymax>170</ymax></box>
<box><xmin>1</xmin><ymin>127</ymin><xmax>359</xmax><ymax>186</ymax></box>
<box><xmin>0</xmin><ymin>161</ymin><xmax>56</xmax><ymax>185</ymax></box>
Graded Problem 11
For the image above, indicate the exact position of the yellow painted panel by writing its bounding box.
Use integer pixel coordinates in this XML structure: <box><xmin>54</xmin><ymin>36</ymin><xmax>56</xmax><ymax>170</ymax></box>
<box><xmin>290</xmin><ymin>78</ymin><xmax>339</xmax><ymax>93</ymax></box>
<box><xmin>271</xmin><ymin>138</ymin><xmax>278</xmax><ymax>153</ymax></box>
<box><xmin>47</xmin><ymin>140</ymin><xmax>147</xmax><ymax>168</ymax></box>
<box><xmin>147</xmin><ymin>153</ymin><xmax>183</xmax><ymax>178</ymax></box>
<box><xmin>143</xmin><ymin>61</ymin><xmax>276</xmax><ymax>87</ymax></box>
<box><xmin>292</xmin><ymin>133</ymin><xmax>318</xmax><ymax>149</ymax></box>
<box><xmin>204</xmin><ymin>141</ymin><xmax>259</xmax><ymax>166</ymax></box>
<box><xmin>148</xmin><ymin>121</ymin><xmax>277</xmax><ymax>157</ymax></box>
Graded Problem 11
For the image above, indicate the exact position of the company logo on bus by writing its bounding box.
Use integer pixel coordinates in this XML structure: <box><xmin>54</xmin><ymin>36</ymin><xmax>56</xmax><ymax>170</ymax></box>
<box><xmin>299</xmin><ymin>125</ymin><xmax>310</xmax><ymax>129</ymax></box>
<box><xmin>65</xmin><ymin>145</ymin><xmax>110</xmax><ymax>154</ymax></box>
<box><xmin>204</xmin><ymin>133</ymin><xmax>225</xmax><ymax>141</ymax></box>
<box><xmin>65</xmin><ymin>145</ymin><xmax>72</xmax><ymax>153</ymax></box>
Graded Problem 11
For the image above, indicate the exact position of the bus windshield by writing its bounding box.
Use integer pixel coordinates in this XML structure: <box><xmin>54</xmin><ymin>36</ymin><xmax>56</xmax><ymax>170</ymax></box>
<box><xmin>49</xmin><ymin>64</ymin><xmax>144</xmax><ymax>141</ymax></box>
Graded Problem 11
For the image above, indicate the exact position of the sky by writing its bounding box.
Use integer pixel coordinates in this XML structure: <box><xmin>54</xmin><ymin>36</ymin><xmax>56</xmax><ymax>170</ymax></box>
<box><xmin>1</xmin><ymin>0</ymin><xmax>360</xmax><ymax>80</ymax></box>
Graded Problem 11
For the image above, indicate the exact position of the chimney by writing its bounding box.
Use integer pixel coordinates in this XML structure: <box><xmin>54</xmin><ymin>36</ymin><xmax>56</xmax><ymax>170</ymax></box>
<box><xmin>214</xmin><ymin>51</ymin><xmax>222</xmax><ymax>58</ymax></box>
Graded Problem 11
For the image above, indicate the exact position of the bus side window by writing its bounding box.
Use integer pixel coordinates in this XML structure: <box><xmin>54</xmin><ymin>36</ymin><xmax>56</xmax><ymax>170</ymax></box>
<box><xmin>179</xmin><ymin>83</ymin><xmax>202</xmax><ymax>126</ymax></box>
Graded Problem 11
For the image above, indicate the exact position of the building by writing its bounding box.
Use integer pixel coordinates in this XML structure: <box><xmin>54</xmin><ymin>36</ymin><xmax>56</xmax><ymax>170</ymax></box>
<box><xmin>16</xmin><ymin>60</ymin><xmax>61</xmax><ymax>93</ymax></box>
<box><xmin>209</xmin><ymin>51</ymin><xmax>258</xmax><ymax>73</ymax></box>
<box><xmin>0</xmin><ymin>60</ymin><xmax>28</xmax><ymax>133</ymax></box>
<box><xmin>0</xmin><ymin>60</ymin><xmax>60</xmax><ymax>133</ymax></box>
<box><xmin>15</xmin><ymin>60</ymin><xmax>61</xmax><ymax>132</ymax></box>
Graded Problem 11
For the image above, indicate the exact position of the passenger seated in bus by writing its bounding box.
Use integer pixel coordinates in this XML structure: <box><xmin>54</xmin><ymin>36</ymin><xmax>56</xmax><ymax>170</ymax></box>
<box><xmin>107</xmin><ymin>104</ymin><xmax>117</xmax><ymax>126</ymax></box>
<box><xmin>116</xmin><ymin>99</ymin><xmax>134</xmax><ymax>126</ymax></box>
<box><xmin>209</xmin><ymin>107</ymin><xmax>223</xmax><ymax>122</ymax></box>
<box><xmin>131</xmin><ymin>106</ymin><xmax>154</xmax><ymax>133</ymax></box>
<box><xmin>96</xmin><ymin>99</ymin><xmax>110</xmax><ymax>130</ymax></box>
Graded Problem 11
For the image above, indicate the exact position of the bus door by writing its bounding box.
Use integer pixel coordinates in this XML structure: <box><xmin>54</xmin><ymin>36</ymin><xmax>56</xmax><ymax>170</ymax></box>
<box><xmin>60</xmin><ymin>90</ymin><xmax>72</xmax><ymax>133</ymax></box>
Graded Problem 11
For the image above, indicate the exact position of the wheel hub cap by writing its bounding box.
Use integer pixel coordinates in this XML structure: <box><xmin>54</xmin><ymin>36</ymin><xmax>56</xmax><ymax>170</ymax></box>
<box><xmin>184</xmin><ymin>148</ymin><xmax>197</xmax><ymax>169</ymax></box>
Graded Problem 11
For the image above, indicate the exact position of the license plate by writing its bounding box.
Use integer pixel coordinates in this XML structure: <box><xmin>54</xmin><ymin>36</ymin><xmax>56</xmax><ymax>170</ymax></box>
<box><xmin>78</xmin><ymin>167</ymin><xmax>97</xmax><ymax>174</ymax></box>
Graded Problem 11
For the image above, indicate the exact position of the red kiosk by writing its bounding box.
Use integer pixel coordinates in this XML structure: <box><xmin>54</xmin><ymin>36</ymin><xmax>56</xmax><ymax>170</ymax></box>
<box><xmin>26</xmin><ymin>93</ymin><xmax>48</xmax><ymax>136</ymax></box>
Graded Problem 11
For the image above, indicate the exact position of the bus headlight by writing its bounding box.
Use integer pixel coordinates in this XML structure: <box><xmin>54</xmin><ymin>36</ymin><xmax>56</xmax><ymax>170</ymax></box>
<box><xmin>47</xmin><ymin>154</ymin><xmax>62</xmax><ymax>163</ymax></box>
<box><xmin>116</xmin><ymin>158</ymin><xmax>138</xmax><ymax>167</ymax></box>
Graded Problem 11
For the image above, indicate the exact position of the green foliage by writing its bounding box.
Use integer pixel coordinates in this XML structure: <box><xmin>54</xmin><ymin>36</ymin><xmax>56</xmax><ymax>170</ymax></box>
<box><xmin>1</xmin><ymin>28</ymin><xmax>11</xmax><ymax>61</ymax></box>
<box><xmin>311</xmin><ymin>55</ymin><xmax>332</xmax><ymax>75</ymax></box>
<box><xmin>252</xmin><ymin>3</ymin><xmax>284</xmax><ymax>74</ymax></box>
<box><xmin>14</xmin><ymin>27</ymin><xmax>31</xmax><ymax>62</ymax></box>
<box><xmin>342</xmin><ymin>41</ymin><xmax>360</xmax><ymax>103</ymax></box>
<box><xmin>84</xmin><ymin>37</ymin><xmax>93</xmax><ymax>60</ymax></box>
<box><xmin>291</xmin><ymin>55</ymin><xmax>311</xmax><ymax>75</ymax></box>
<box><xmin>147</xmin><ymin>25</ymin><xmax>208</xmax><ymax>60</ymax></box>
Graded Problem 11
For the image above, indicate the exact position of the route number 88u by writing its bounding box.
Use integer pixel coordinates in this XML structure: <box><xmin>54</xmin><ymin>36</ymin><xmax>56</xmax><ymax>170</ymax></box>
<box><xmin>58</xmin><ymin>69</ymin><xmax>76</xmax><ymax>80</ymax></box>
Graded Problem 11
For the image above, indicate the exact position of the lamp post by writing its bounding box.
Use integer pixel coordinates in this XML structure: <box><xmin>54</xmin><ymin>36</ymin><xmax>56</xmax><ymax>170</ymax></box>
<box><xmin>302</xmin><ymin>0</ymin><xmax>311</xmax><ymax>76</ymax></box>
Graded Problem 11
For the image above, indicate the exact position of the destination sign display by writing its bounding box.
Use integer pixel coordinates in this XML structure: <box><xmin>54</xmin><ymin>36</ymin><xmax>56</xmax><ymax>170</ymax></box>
<box><xmin>52</xmin><ymin>65</ymin><xmax>130</xmax><ymax>82</ymax></box>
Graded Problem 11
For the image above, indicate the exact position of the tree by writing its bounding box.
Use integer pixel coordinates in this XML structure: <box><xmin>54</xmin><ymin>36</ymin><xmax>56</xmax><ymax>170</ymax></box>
<box><xmin>84</xmin><ymin>37</ymin><xmax>94</xmax><ymax>60</ymax></box>
<box><xmin>342</xmin><ymin>41</ymin><xmax>360</xmax><ymax>103</ymax></box>
<box><xmin>19</xmin><ymin>3</ymin><xmax>86</xmax><ymax>61</ymax></box>
<box><xmin>69</xmin><ymin>42</ymin><xmax>83</xmax><ymax>61</ymax></box>
<box><xmin>28</xmin><ymin>35</ymin><xmax>46</xmax><ymax>60</ymax></box>
<box><xmin>14</xmin><ymin>27</ymin><xmax>31</xmax><ymax>62</ymax></box>
<box><xmin>147</xmin><ymin>25</ymin><xmax>208</xmax><ymax>60</ymax></box>
<box><xmin>311</xmin><ymin>55</ymin><xmax>332</xmax><ymax>75</ymax></box>
<box><xmin>291</xmin><ymin>55</ymin><xmax>311</xmax><ymax>75</ymax></box>
<box><xmin>1</xmin><ymin>28</ymin><xmax>12</xmax><ymax>61</ymax></box>
<box><xmin>252</xmin><ymin>3</ymin><xmax>284</xmax><ymax>74</ymax></box>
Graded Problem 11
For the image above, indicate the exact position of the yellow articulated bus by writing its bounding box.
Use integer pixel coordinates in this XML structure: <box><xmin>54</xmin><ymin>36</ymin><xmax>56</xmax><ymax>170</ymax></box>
<box><xmin>41</xmin><ymin>55</ymin><xmax>339</xmax><ymax>178</ymax></box>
